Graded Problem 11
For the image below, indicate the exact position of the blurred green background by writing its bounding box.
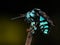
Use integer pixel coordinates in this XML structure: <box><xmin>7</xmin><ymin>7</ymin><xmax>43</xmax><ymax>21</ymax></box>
<box><xmin>0</xmin><ymin>12</ymin><xmax>28</xmax><ymax>45</ymax></box>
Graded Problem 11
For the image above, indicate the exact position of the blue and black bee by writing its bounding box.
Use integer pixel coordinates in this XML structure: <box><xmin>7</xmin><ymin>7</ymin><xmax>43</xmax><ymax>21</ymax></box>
<box><xmin>11</xmin><ymin>8</ymin><xmax>54</xmax><ymax>35</ymax></box>
<box><xmin>25</xmin><ymin>8</ymin><xmax>54</xmax><ymax>35</ymax></box>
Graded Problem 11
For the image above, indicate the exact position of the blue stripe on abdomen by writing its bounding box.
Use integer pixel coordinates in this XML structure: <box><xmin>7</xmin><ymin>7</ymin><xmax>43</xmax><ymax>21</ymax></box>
<box><xmin>40</xmin><ymin>16</ymin><xmax>49</xmax><ymax>34</ymax></box>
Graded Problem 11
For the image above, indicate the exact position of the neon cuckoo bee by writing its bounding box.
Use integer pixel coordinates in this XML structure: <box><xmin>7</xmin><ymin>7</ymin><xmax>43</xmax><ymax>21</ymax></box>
<box><xmin>11</xmin><ymin>8</ymin><xmax>54</xmax><ymax>35</ymax></box>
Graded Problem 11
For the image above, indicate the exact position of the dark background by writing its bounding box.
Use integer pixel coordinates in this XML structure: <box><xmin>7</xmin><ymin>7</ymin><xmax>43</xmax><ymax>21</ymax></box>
<box><xmin>0</xmin><ymin>0</ymin><xmax>60</xmax><ymax>45</ymax></box>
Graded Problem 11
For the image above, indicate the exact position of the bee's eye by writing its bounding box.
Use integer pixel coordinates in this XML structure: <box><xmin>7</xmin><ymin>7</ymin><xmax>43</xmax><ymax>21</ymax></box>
<box><xmin>26</xmin><ymin>12</ymin><xmax>30</xmax><ymax>19</ymax></box>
